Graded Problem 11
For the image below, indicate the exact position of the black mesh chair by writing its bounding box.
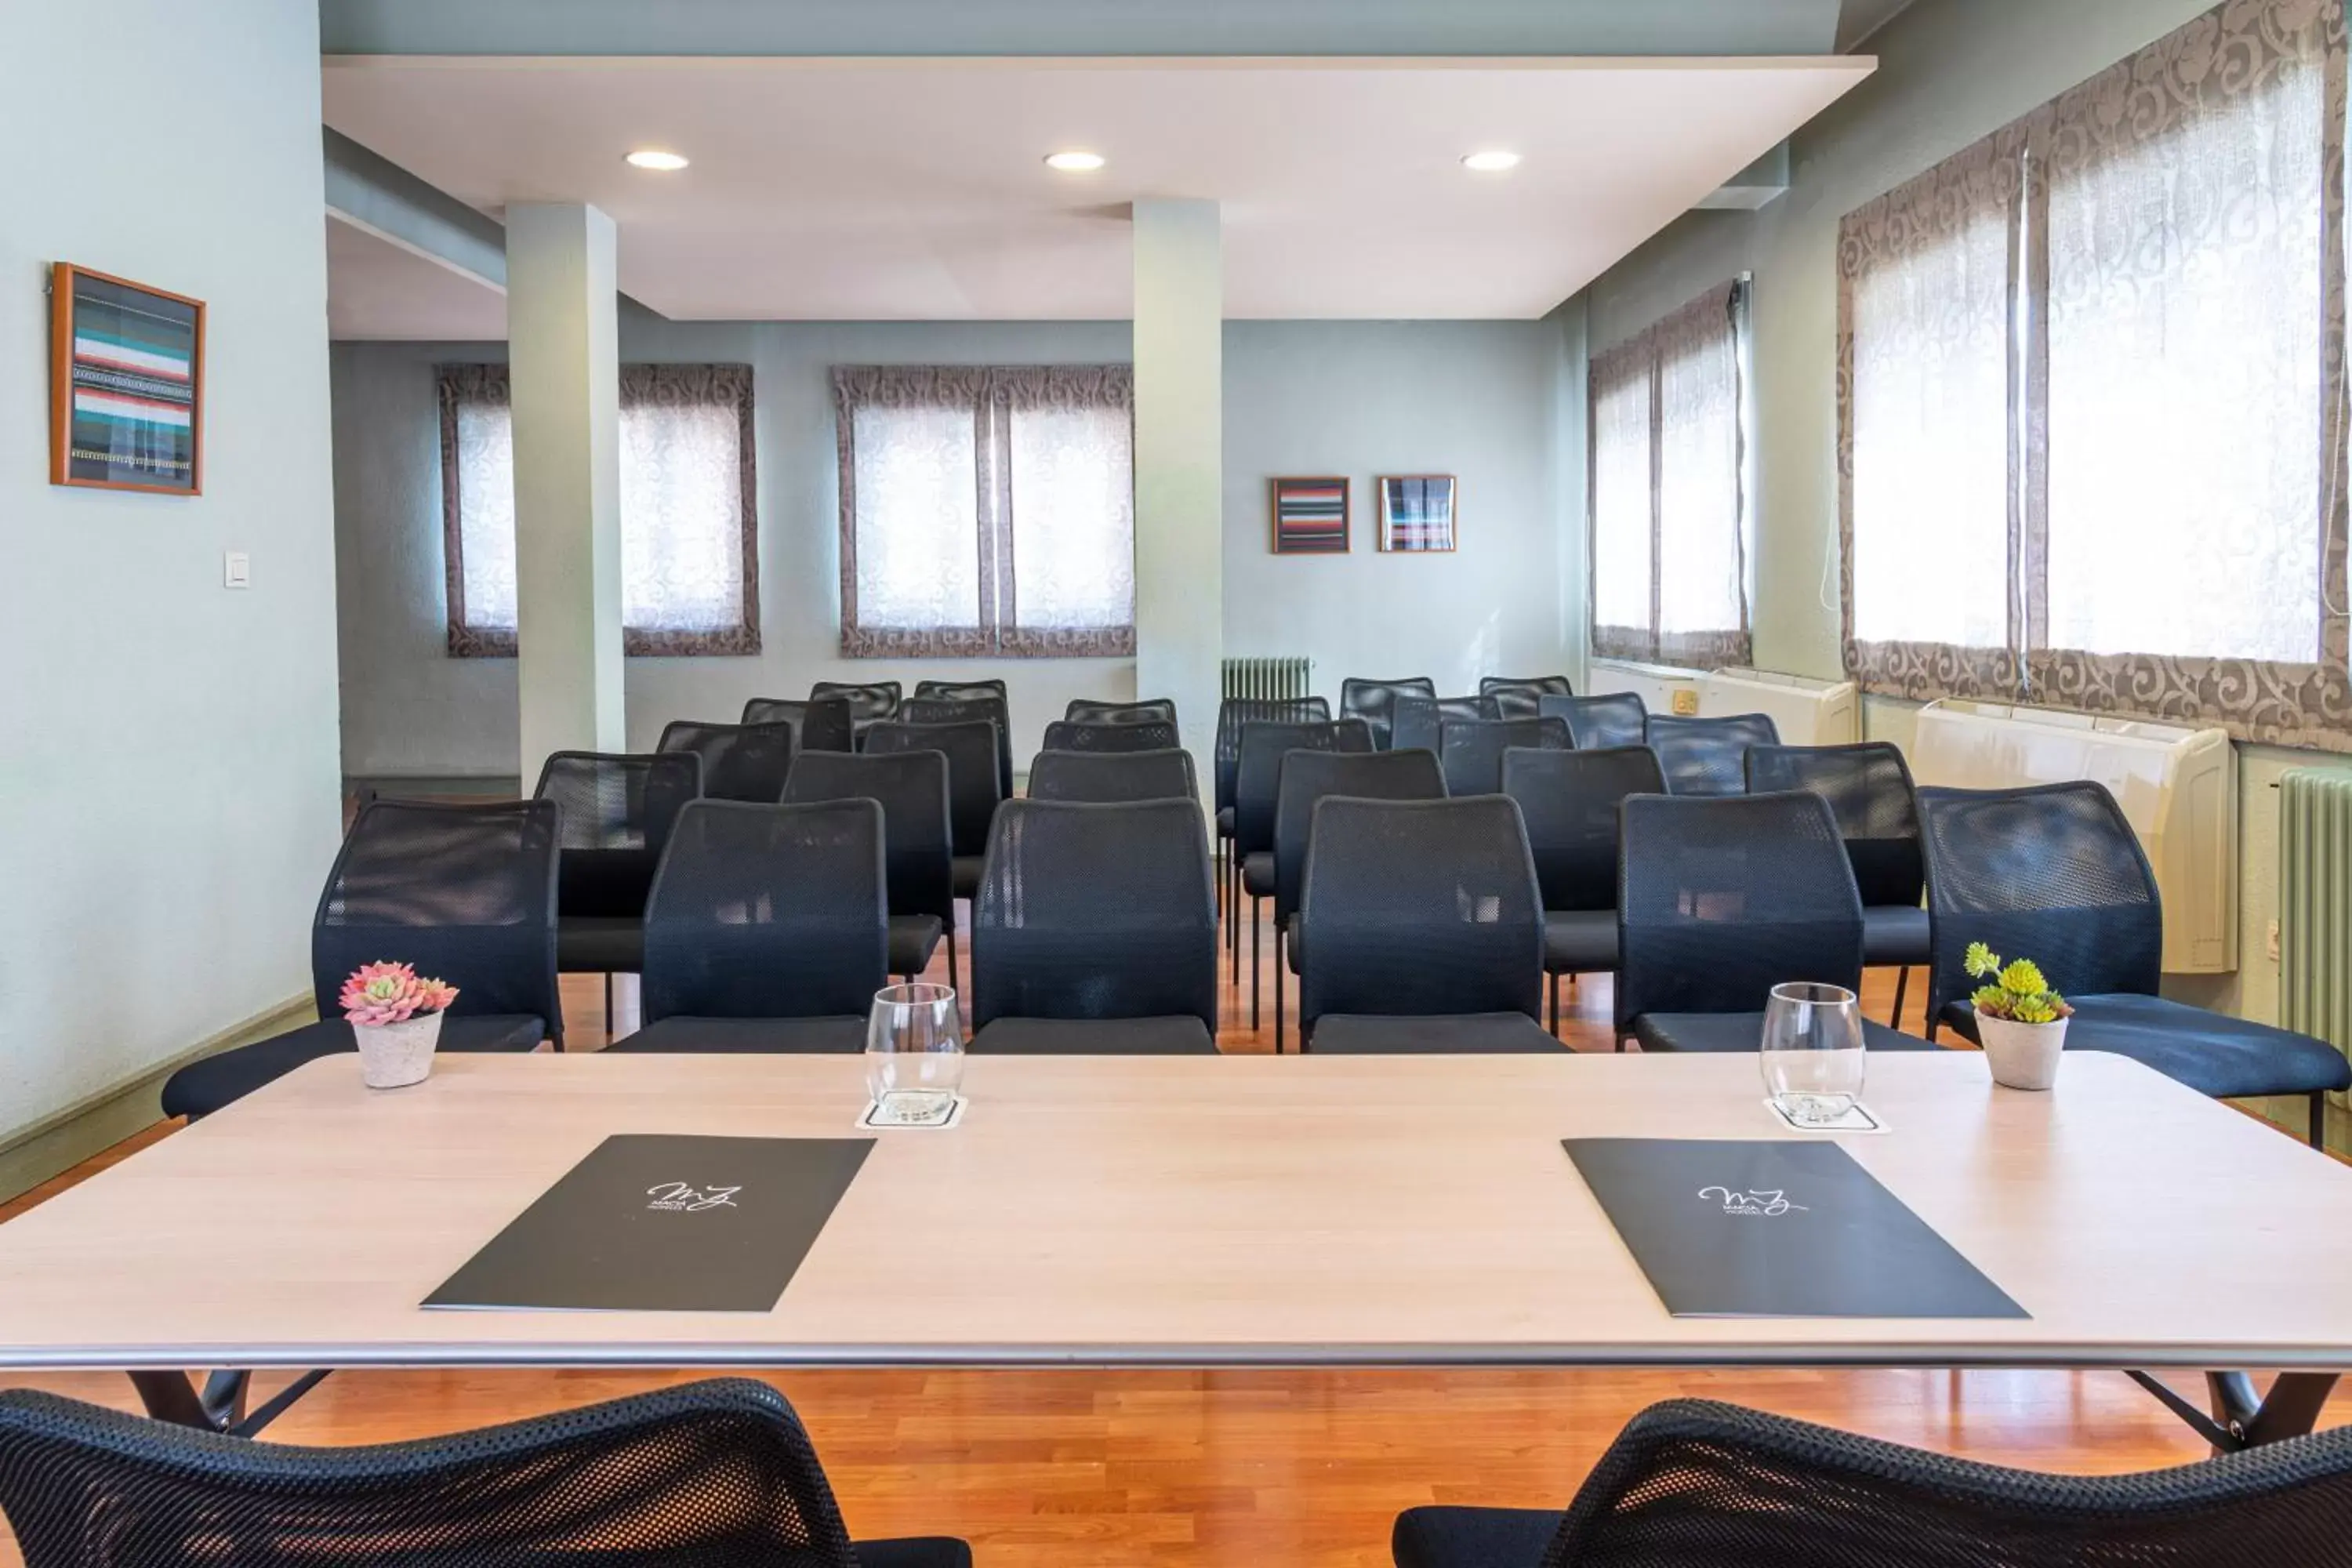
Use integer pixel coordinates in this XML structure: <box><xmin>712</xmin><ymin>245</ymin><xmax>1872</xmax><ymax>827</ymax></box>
<box><xmin>532</xmin><ymin>750</ymin><xmax>702</xmax><ymax>1028</ymax></box>
<box><xmin>862</xmin><ymin>719</ymin><xmax>1003</xmax><ymax>905</ymax></box>
<box><xmin>901</xmin><ymin>695</ymin><xmax>1014</xmax><ymax>805</ymax></box>
<box><xmin>1294</xmin><ymin>796</ymin><xmax>1555</xmax><ymax>1053</ymax></box>
<box><xmin>1391</xmin><ymin>694</ymin><xmax>1501</xmax><ymax>757</ymax></box>
<box><xmin>612</xmin><ymin>800</ymin><xmax>887</xmax><ymax>1054</ymax></box>
<box><xmin>160</xmin><ymin>801</ymin><xmax>559</xmax><ymax>1120</ymax></box>
<box><xmin>1214</xmin><ymin>697</ymin><xmax>1330</xmax><ymax>923</ymax></box>
<box><xmin>1503</xmin><ymin>746</ymin><xmax>1664</xmax><ymax>1034</ymax></box>
<box><xmin>1542</xmin><ymin>691</ymin><xmax>1647</xmax><ymax>750</ymax></box>
<box><xmin>1234</xmin><ymin>719</ymin><xmax>1374</xmax><ymax>1022</ymax></box>
<box><xmin>810</xmin><ymin>679</ymin><xmax>901</xmax><ymax>743</ymax></box>
<box><xmin>1616</xmin><ymin>791</ymin><xmax>1933</xmax><ymax>1054</ymax></box>
<box><xmin>784</xmin><ymin>750</ymin><xmax>956</xmax><ymax>987</ymax></box>
<box><xmin>1645</xmin><ymin>711</ymin><xmax>1780</xmax><ymax>796</ymax></box>
<box><xmin>1029</xmin><ymin>747</ymin><xmax>1197</xmax><ymax>804</ymax></box>
<box><xmin>1919</xmin><ymin>782</ymin><xmax>2350</xmax><ymax>1140</ymax></box>
<box><xmin>1748</xmin><ymin>742</ymin><xmax>1931</xmax><ymax>1026</ymax></box>
<box><xmin>1066</xmin><ymin>697</ymin><xmax>1178</xmax><ymax>727</ymax></box>
<box><xmin>1389</xmin><ymin>1397</ymin><xmax>2352</xmax><ymax>1568</ymax></box>
<box><xmin>1040</xmin><ymin>718</ymin><xmax>1182</xmax><ymax>754</ymax></box>
<box><xmin>1340</xmin><ymin>676</ymin><xmax>1437</xmax><ymax>750</ymax></box>
<box><xmin>968</xmin><ymin>800</ymin><xmax>1218</xmax><ymax>1054</ymax></box>
<box><xmin>1269</xmin><ymin>750</ymin><xmax>1446</xmax><ymax>1053</ymax></box>
<box><xmin>656</xmin><ymin>719</ymin><xmax>799</xmax><ymax>804</ymax></box>
<box><xmin>913</xmin><ymin>677</ymin><xmax>1007</xmax><ymax>702</ymax></box>
<box><xmin>1479</xmin><ymin>675</ymin><xmax>1573</xmax><ymax>718</ymax></box>
<box><xmin>741</xmin><ymin>696</ymin><xmax>856</xmax><ymax>755</ymax></box>
<box><xmin>0</xmin><ymin>1378</ymin><xmax>969</xmax><ymax>1568</ymax></box>
<box><xmin>1439</xmin><ymin>716</ymin><xmax>1570</xmax><ymax>797</ymax></box>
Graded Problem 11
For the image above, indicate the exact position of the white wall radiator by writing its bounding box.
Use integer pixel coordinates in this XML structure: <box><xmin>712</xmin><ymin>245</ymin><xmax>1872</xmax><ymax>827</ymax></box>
<box><xmin>2281</xmin><ymin>770</ymin><xmax>2352</xmax><ymax>1074</ymax></box>
<box><xmin>1222</xmin><ymin>657</ymin><xmax>1312</xmax><ymax>704</ymax></box>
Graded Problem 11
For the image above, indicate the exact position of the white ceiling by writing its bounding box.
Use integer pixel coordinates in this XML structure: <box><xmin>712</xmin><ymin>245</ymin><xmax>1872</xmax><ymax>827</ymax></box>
<box><xmin>321</xmin><ymin>56</ymin><xmax>1871</xmax><ymax>328</ymax></box>
<box><xmin>326</xmin><ymin>216</ymin><xmax>507</xmax><ymax>339</ymax></box>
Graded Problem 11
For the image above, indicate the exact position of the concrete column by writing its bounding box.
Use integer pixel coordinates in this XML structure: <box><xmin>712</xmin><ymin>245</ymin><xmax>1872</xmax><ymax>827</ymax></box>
<box><xmin>1131</xmin><ymin>198</ymin><xmax>1224</xmax><ymax>800</ymax></box>
<box><xmin>506</xmin><ymin>202</ymin><xmax>625</xmax><ymax>774</ymax></box>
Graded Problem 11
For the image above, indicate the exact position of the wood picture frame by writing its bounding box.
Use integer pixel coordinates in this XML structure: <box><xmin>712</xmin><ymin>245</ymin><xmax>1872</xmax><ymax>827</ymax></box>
<box><xmin>49</xmin><ymin>263</ymin><xmax>206</xmax><ymax>495</ymax></box>
<box><xmin>1271</xmin><ymin>475</ymin><xmax>1349</xmax><ymax>554</ymax></box>
<box><xmin>1377</xmin><ymin>474</ymin><xmax>1457</xmax><ymax>553</ymax></box>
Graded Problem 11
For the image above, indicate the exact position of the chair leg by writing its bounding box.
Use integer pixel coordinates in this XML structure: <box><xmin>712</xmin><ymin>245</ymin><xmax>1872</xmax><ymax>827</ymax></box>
<box><xmin>1548</xmin><ymin>971</ymin><xmax>1559</xmax><ymax>1036</ymax></box>
<box><xmin>945</xmin><ymin>924</ymin><xmax>958</xmax><ymax>993</ymax></box>
<box><xmin>1275</xmin><ymin>924</ymin><xmax>1286</xmax><ymax>1055</ymax></box>
<box><xmin>603</xmin><ymin>972</ymin><xmax>614</xmax><ymax>1042</ymax></box>
<box><xmin>1892</xmin><ymin>966</ymin><xmax>1911</xmax><ymax>1029</ymax></box>
<box><xmin>1229</xmin><ymin>865</ymin><xmax>1241</xmax><ymax>982</ymax></box>
<box><xmin>1250</xmin><ymin>898</ymin><xmax>1262</xmax><ymax>1029</ymax></box>
<box><xmin>2312</xmin><ymin>1091</ymin><xmax>2328</xmax><ymax>1149</ymax></box>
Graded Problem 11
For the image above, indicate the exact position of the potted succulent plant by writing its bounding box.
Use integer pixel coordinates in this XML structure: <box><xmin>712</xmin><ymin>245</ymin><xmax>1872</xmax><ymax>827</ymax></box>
<box><xmin>1963</xmin><ymin>942</ymin><xmax>2073</xmax><ymax>1091</ymax></box>
<box><xmin>341</xmin><ymin>961</ymin><xmax>459</xmax><ymax>1089</ymax></box>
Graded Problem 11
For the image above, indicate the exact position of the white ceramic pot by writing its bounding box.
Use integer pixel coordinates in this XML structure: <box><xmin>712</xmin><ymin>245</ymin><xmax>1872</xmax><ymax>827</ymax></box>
<box><xmin>354</xmin><ymin>1011</ymin><xmax>444</xmax><ymax>1089</ymax></box>
<box><xmin>1977</xmin><ymin>1013</ymin><xmax>2067</xmax><ymax>1091</ymax></box>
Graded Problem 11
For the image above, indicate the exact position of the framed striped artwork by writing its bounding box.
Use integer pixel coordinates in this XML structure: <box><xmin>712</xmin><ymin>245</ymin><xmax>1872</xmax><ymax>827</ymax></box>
<box><xmin>1377</xmin><ymin>474</ymin><xmax>1457</xmax><ymax>553</ymax></box>
<box><xmin>49</xmin><ymin>264</ymin><xmax>205</xmax><ymax>495</ymax></box>
<box><xmin>1271</xmin><ymin>476</ymin><xmax>1348</xmax><ymax>554</ymax></box>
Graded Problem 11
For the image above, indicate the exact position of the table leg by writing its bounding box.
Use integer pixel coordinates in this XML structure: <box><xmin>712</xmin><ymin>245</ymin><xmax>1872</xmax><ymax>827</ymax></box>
<box><xmin>2126</xmin><ymin>1370</ymin><xmax>2340</xmax><ymax>1450</ymax></box>
<box><xmin>125</xmin><ymin>1368</ymin><xmax>330</xmax><ymax>1437</ymax></box>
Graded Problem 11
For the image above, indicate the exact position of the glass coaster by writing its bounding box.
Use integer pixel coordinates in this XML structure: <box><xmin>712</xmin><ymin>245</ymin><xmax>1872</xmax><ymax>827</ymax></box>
<box><xmin>857</xmin><ymin>1095</ymin><xmax>967</xmax><ymax>1131</ymax></box>
<box><xmin>1762</xmin><ymin>1098</ymin><xmax>1885</xmax><ymax>1134</ymax></box>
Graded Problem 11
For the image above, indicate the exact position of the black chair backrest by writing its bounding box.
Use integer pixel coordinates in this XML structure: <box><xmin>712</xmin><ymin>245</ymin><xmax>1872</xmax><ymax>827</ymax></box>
<box><xmin>1296</xmin><ymin>795</ymin><xmax>1542</xmax><ymax>1029</ymax></box>
<box><xmin>1272</xmin><ymin>748</ymin><xmax>1447</xmax><ymax>924</ymax></box>
<box><xmin>900</xmin><ymin>695</ymin><xmax>1014</xmax><ymax>804</ymax></box>
<box><xmin>0</xmin><ymin>1379</ymin><xmax>869</xmax><ymax>1568</ymax></box>
<box><xmin>1214</xmin><ymin>697</ymin><xmax>1331</xmax><ymax>813</ymax></box>
<box><xmin>913</xmin><ymin>678</ymin><xmax>1007</xmax><ymax>702</ymax></box>
<box><xmin>1646</xmin><ymin>712</ymin><xmax>1780</xmax><ymax>797</ymax></box>
<box><xmin>739</xmin><ymin>697</ymin><xmax>855</xmax><ymax>755</ymax></box>
<box><xmin>1233</xmin><ymin>719</ymin><xmax>1374</xmax><ymax>857</ymax></box>
<box><xmin>1066</xmin><ymin>698</ymin><xmax>1178</xmax><ymax>726</ymax></box>
<box><xmin>1439</xmin><ymin>716</ymin><xmax>1571</xmax><ymax>797</ymax></box>
<box><xmin>972</xmin><ymin>800</ymin><xmax>1217</xmax><ymax>1029</ymax></box>
<box><xmin>1917</xmin><ymin>781</ymin><xmax>2162</xmax><ymax>1022</ymax></box>
<box><xmin>1391</xmin><ymin>694</ymin><xmax>1501</xmax><ymax>757</ymax></box>
<box><xmin>1040</xmin><ymin>718</ymin><xmax>1181</xmax><ymax>754</ymax></box>
<box><xmin>1339</xmin><ymin>676</ymin><xmax>1437</xmax><ymax>750</ymax></box>
<box><xmin>655</xmin><ymin>719</ymin><xmax>799</xmax><ymax>804</ymax></box>
<box><xmin>641</xmin><ymin>800</ymin><xmax>887</xmax><ymax>1022</ymax></box>
<box><xmin>810</xmin><ymin>679</ymin><xmax>902</xmax><ymax>727</ymax></box>
<box><xmin>1029</xmin><ymin>748</ymin><xmax>1198</xmax><ymax>804</ymax></box>
<box><xmin>532</xmin><ymin>750</ymin><xmax>702</xmax><ymax>919</ymax></box>
<box><xmin>1543</xmin><ymin>691</ymin><xmax>1647</xmax><ymax>750</ymax></box>
<box><xmin>1479</xmin><ymin>675</ymin><xmax>1573</xmax><ymax>718</ymax></box>
<box><xmin>1541</xmin><ymin>1397</ymin><xmax>2352</xmax><ymax>1568</ymax></box>
<box><xmin>1615</xmin><ymin>791</ymin><xmax>1863</xmax><ymax>1033</ymax></box>
<box><xmin>782</xmin><ymin>749</ymin><xmax>954</xmax><ymax>924</ymax></box>
<box><xmin>1503</xmin><ymin>745</ymin><xmax>1666</xmax><ymax>913</ymax></box>
<box><xmin>1746</xmin><ymin>742</ymin><xmax>1924</xmax><ymax>909</ymax></box>
<box><xmin>311</xmin><ymin>799</ymin><xmax>561</xmax><ymax>1047</ymax></box>
<box><xmin>861</xmin><ymin>718</ymin><xmax>1003</xmax><ymax>859</ymax></box>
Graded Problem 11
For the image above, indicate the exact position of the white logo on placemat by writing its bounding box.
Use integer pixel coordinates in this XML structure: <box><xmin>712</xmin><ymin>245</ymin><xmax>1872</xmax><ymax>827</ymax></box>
<box><xmin>1698</xmin><ymin>1185</ymin><xmax>1806</xmax><ymax>1218</ymax></box>
<box><xmin>645</xmin><ymin>1181</ymin><xmax>741</xmax><ymax>1213</ymax></box>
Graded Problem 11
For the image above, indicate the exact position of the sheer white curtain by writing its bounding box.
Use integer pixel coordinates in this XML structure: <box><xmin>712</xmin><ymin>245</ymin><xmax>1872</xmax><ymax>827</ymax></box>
<box><xmin>1590</xmin><ymin>350</ymin><xmax>1653</xmax><ymax>652</ymax></box>
<box><xmin>848</xmin><ymin>401</ymin><xmax>983</xmax><ymax>636</ymax></box>
<box><xmin>2042</xmin><ymin>43</ymin><xmax>2325</xmax><ymax>665</ymax></box>
<box><xmin>1004</xmin><ymin>400</ymin><xmax>1135</xmax><ymax>644</ymax></box>
<box><xmin>453</xmin><ymin>397</ymin><xmax>518</xmax><ymax>635</ymax></box>
<box><xmin>618</xmin><ymin>376</ymin><xmax>751</xmax><ymax>639</ymax></box>
<box><xmin>1655</xmin><ymin>292</ymin><xmax>1748</xmax><ymax>661</ymax></box>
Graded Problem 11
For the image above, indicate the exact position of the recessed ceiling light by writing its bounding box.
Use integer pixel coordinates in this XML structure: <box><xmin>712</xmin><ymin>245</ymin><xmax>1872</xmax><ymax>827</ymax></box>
<box><xmin>625</xmin><ymin>149</ymin><xmax>690</xmax><ymax>172</ymax></box>
<box><xmin>1044</xmin><ymin>150</ymin><xmax>1107</xmax><ymax>172</ymax></box>
<box><xmin>1461</xmin><ymin>150</ymin><xmax>1522</xmax><ymax>173</ymax></box>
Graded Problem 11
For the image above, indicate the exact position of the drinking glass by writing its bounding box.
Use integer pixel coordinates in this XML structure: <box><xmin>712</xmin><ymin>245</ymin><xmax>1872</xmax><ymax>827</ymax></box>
<box><xmin>865</xmin><ymin>983</ymin><xmax>964</xmax><ymax>1124</ymax></box>
<box><xmin>1759</xmin><ymin>982</ymin><xmax>1866</xmax><ymax>1127</ymax></box>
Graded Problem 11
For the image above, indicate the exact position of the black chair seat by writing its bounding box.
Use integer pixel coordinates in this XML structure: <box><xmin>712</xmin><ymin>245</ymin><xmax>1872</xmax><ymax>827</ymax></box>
<box><xmin>1543</xmin><ymin>910</ymin><xmax>1617</xmax><ymax>972</ymax></box>
<box><xmin>1311</xmin><ymin>1013</ymin><xmax>1562</xmax><ymax>1054</ymax></box>
<box><xmin>855</xmin><ymin>1539</ymin><xmax>975</xmax><ymax>1568</ymax></box>
<box><xmin>161</xmin><ymin>1015</ymin><xmax>546</xmax><ymax>1120</ymax></box>
<box><xmin>1215</xmin><ymin>805</ymin><xmax>1235</xmax><ymax>837</ymax></box>
<box><xmin>556</xmin><ymin>915</ymin><xmax>643</xmax><ymax>973</ymax></box>
<box><xmin>1392</xmin><ymin>1505</ymin><xmax>1562</xmax><ymax>1568</ymax></box>
<box><xmin>1632</xmin><ymin>1011</ymin><xmax>1938</xmax><ymax>1054</ymax></box>
<box><xmin>952</xmin><ymin>854</ymin><xmax>985</xmax><ymax>899</ymax></box>
<box><xmin>1862</xmin><ymin>903</ymin><xmax>1932</xmax><ymax>965</ymax></box>
<box><xmin>968</xmin><ymin>1015</ymin><xmax>1218</xmax><ymax>1054</ymax></box>
<box><xmin>1242</xmin><ymin>851</ymin><xmax>1275</xmax><ymax>898</ymax></box>
<box><xmin>1941</xmin><ymin>993</ymin><xmax>2352</xmax><ymax>1100</ymax></box>
<box><xmin>888</xmin><ymin>914</ymin><xmax>945</xmax><ymax>976</ymax></box>
<box><xmin>610</xmin><ymin>1015</ymin><xmax>868</xmax><ymax>1054</ymax></box>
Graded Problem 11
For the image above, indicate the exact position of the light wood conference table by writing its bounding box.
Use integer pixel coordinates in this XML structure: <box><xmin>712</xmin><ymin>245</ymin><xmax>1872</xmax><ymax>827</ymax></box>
<box><xmin>2</xmin><ymin>1049</ymin><xmax>2349</xmax><ymax>1440</ymax></box>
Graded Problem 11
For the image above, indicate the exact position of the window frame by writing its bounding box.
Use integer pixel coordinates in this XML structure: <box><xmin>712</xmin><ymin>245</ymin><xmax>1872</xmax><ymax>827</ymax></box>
<box><xmin>437</xmin><ymin>361</ymin><xmax>762</xmax><ymax>659</ymax></box>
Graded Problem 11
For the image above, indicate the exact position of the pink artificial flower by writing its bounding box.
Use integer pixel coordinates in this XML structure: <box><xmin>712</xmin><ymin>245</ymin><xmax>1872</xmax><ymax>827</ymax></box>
<box><xmin>339</xmin><ymin>961</ymin><xmax>460</xmax><ymax>1026</ymax></box>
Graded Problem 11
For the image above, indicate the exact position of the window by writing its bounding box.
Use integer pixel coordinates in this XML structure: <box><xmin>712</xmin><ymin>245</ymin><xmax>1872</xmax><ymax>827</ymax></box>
<box><xmin>438</xmin><ymin>363</ymin><xmax>760</xmax><ymax>657</ymax></box>
<box><xmin>1839</xmin><ymin>0</ymin><xmax>2348</xmax><ymax>747</ymax></box>
<box><xmin>833</xmin><ymin>365</ymin><xmax>1134</xmax><ymax>658</ymax></box>
<box><xmin>1588</xmin><ymin>281</ymin><xmax>1752</xmax><ymax>668</ymax></box>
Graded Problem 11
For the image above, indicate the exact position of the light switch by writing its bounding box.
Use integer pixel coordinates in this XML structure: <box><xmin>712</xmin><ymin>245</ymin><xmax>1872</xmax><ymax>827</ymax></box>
<box><xmin>223</xmin><ymin>551</ymin><xmax>251</xmax><ymax>590</ymax></box>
